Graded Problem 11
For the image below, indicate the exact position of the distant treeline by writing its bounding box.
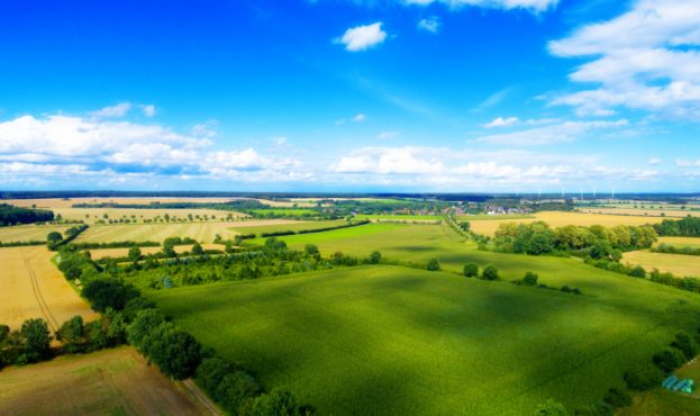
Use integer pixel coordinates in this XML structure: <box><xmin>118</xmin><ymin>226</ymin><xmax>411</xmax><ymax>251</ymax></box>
<box><xmin>654</xmin><ymin>217</ymin><xmax>700</xmax><ymax>236</ymax></box>
<box><xmin>0</xmin><ymin>204</ymin><xmax>54</xmax><ymax>226</ymax></box>
<box><xmin>73</xmin><ymin>199</ymin><xmax>267</xmax><ymax>211</ymax></box>
<box><xmin>0</xmin><ymin>240</ymin><xmax>44</xmax><ymax>248</ymax></box>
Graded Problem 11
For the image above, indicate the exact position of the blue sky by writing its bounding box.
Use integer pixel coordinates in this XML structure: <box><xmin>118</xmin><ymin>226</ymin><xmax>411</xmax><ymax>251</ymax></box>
<box><xmin>0</xmin><ymin>0</ymin><xmax>698</xmax><ymax>192</ymax></box>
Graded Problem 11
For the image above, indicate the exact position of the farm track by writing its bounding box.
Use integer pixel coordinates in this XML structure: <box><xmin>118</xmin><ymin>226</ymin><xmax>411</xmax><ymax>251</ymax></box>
<box><xmin>23</xmin><ymin>252</ymin><xmax>60</xmax><ymax>332</ymax></box>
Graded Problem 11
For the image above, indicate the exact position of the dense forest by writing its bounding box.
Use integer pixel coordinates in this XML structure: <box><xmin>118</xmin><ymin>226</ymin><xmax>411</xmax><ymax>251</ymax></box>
<box><xmin>0</xmin><ymin>204</ymin><xmax>54</xmax><ymax>226</ymax></box>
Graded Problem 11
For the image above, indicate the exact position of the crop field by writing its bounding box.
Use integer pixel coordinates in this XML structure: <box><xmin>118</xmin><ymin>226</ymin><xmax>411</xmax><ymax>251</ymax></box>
<box><xmin>656</xmin><ymin>236</ymin><xmax>700</xmax><ymax>249</ymax></box>
<box><xmin>230</xmin><ymin>219</ymin><xmax>346</xmax><ymax>235</ymax></box>
<box><xmin>74</xmin><ymin>219</ymin><xmax>300</xmax><ymax>244</ymax></box>
<box><xmin>52</xmin><ymin>207</ymin><xmax>246</xmax><ymax>224</ymax></box>
<box><xmin>355</xmin><ymin>214</ymin><xmax>442</xmax><ymax>221</ymax></box>
<box><xmin>463</xmin><ymin>211</ymin><xmax>663</xmax><ymax>236</ymax></box>
<box><xmin>150</xmin><ymin>264</ymin><xmax>700</xmax><ymax>415</ymax></box>
<box><xmin>623</xmin><ymin>250</ymin><xmax>700</xmax><ymax>278</ymax></box>
<box><xmin>578</xmin><ymin>207</ymin><xmax>700</xmax><ymax>218</ymax></box>
<box><xmin>0</xmin><ymin>246</ymin><xmax>96</xmax><ymax>330</ymax></box>
<box><xmin>0</xmin><ymin>224</ymin><xmax>71</xmax><ymax>243</ymax></box>
<box><xmin>87</xmin><ymin>244</ymin><xmax>225</xmax><ymax>260</ymax></box>
<box><xmin>0</xmin><ymin>347</ymin><xmax>218</xmax><ymax>416</ymax></box>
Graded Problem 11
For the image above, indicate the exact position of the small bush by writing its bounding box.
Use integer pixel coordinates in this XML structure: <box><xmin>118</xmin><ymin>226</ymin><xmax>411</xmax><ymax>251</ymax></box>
<box><xmin>426</xmin><ymin>258</ymin><xmax>441</xmax><ymax>271</ymax></box>
<box><xmin>652</xmin><ymin>348</ymin><xmax>686</xmax><ymax>373</ymax></box>
<box><xmin>671</xmin><ymin>331</ymin><xmax>700</xmax><ymax>360</ymax></box>
<box><xmin>523</xmin><ymin>272</ymin><xmax>538</xmax><ymax>286</ymax></box>
<box><xmin>624</xmin><ymin>364</ymin><xmax>664</xmax><ymax>391</ymax></box>
<box><xmin>464</xmin><ymin>262</ymin><xmax>479</xmax><ymax>278</ymax></box>
<box><xmin>561</xmin><ymin>286</ymin><xmax>572</xmax><ymax>293</ymax></box>
<box><xmin>629</xmin><ymin>265</ymin><xmax>646</xmax><ymax>278</ymax></box>
<box><xmin>481</xmin><ymin>264</ymin><xmax>499</xmax><ymax>281</ymax></box>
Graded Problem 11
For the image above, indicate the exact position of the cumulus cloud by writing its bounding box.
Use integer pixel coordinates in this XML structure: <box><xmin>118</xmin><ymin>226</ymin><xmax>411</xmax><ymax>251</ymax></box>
<box><xmin>417</xmin><ymin>16</ymin><xmax>441</xmax><ymax>33</ymax></box>
<box><xmin>548</xmin><ymin>0</ymin><xmax>700</xmax><ymax>117</ymax></box>
<box><xmin>377</xmin><ymin>131</ymin><xmax>399</xmax><ymax>140</ymax></box>
<box><xmin>352</xmin><ymin>113</ymin><xmax>367</xmax><ymax>122</ymax></box>
<box><xmin>404</xmin><ymin>0</ymin><xmax>558</xmax><ymax>13</ymax></box>
<box><xmin>326</xmin><ymin>145</ymin><xmax>660</xmax><ymax>189</ymax></box>
<box><xmin>474</xmin><ymin>119</ymin><xmax>628</xmax><ymax>145</ymax></box>
<box><xmin>484</xmin><ymin>116</ymin><xmax>519</xmax><ymax>128</ymax></box>
<box><xmin>335</xmin><ymin>22</ymin><xmax>387</xmax><ymax>52</ymax></box>
<box><xmin>90</xmin><ymin>102</ymin><xmax>132</xmax><ymax>118</ymax></box>
<box><xmin>140</xmin><ymin>104</ymin><xmax>156</xmax><ymax>117</ymax></box>
<box><xmin>331</xmin><ymin>147</ymin><xmax>444</xmax><ymax>174</ymax></box>
<box><xmin>0</xmin><ymin>113</ymin><xmax>308</xmax><ymax>184</ymax></box>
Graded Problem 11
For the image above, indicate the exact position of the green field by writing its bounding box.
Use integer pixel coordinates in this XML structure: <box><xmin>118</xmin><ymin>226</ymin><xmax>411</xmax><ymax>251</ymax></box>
<box><xmin>231</xmin><ymin>219</ymin><xmax>347</xmax><ymax>235</ymax></box>
<box><xmin>150</xmin><ymin>264</ymin><xmax>700</xmax><ymax>415</ymax></box>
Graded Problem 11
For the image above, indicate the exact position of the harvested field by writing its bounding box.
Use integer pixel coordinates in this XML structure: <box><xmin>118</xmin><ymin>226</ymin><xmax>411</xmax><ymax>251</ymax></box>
<box><xmin>578</xmin><ymin>207</ymin><xmax>700</xmax><ymax>218</ymax></box>
<box><xmin>0</xmin><ymin>225</ymin><xmax>71</xmax><ymax>244</ymax></box>
<box><xmin>52</xmin><ymin>207</ymin><xmax>246</xmax><ymax>224</ymax></box>
<box><xmin>623</xmin><ymin>250</ymin><xmax>700</xmax><ymax>278</ymax></box>
<box><xmin>464</xmin><ymin>211</ymin><xmax>663</xmax><ymax>236</ymax></box>
<box><xmin>230</xmin><ymin>219</ymin><xmax>345</xmax><ymax>235</ymax></box>
<box><xmin>88</xmin><ymin>244</ymin><xmax>226</xmax><ymax>260</ymax></box>
<box><xmin>75</xmin><ymin>220</ymin><xmax>301</xmax><ymax>244</ymax></box>
<box><xmin>0</xmin><ymin>346</ymin><xmax>219</xmax><ymax>416</ymax></box>
<box><xmin>0</xmin><ymin>246</ymin><xmax>96</xmax><ymax>330</ymax></box>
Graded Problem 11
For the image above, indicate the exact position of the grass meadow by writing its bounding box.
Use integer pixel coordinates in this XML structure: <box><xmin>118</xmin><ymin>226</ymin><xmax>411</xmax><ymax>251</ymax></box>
<box><xmin>150</xmin><ymin>264</ymin><xmax>700</xmax><ymax>415</ymax></box>
<box><xmin>355</xmin><ymin>214</ymin><xmax>442</xmax><ymax>221</ymax></box>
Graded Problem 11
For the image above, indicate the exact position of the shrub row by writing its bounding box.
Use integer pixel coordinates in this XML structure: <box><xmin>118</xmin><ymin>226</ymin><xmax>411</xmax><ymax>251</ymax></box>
<box><xmin>47</xmin><ymin>224</ymin><xmax>89</xmax><ymax>250</ymax></box>
<box><xmin>258</xmin><ymin>220</ymin><xmax>371</xmax><ymax>238</ymax></box>
<box><xmin>651</xmin><ymin>243</ymin><xmax>700</xmax><ymax>256</ymax></box>
<box><xmin>0</xmin><ymin>240</ymin><xmax>44</xmax><ymax>247</ymax></box>
<box><xmin>71</xmin><ymin>241</ymin><xmax>161</xmax><ymax>250</ymax></box>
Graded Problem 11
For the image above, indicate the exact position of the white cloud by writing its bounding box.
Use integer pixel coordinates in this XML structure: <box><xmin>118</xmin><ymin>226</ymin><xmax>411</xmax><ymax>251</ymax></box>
<box><xmin>335</xmin><ymin>22</ymin><xmax>387</xmax><ymax>52</ymax></box>
<box><xmin>484</xmin><ymin>116</ymin><xmax>519</xmax><ymax>128</ymax></box>
<box><xmin>548</xmin><ymin>0</ymin><xmax>700</xmax><ymax>117</ymax></box>
<box><xmin>474</xmin><ymin>119</ymin><xmax>628</xmax><ymax>145</ymax></box>
<box><xmin>331</xmin><ymin>147</ymin><xmax>444</xmax><ymax>174</ymax></box>
<box><xmin>377</xmin><ymin>131</ymin><xmax>399</xmax><ymax>140</ymax></box>
<box><xmin>0</xmin><ymin>113</ymin><xmax>308</xmax><ymax>183</ymax></box>
<box><xmin>404</xmin><ymin>0</ymin><xmax>558</xmax><ymax>13</ymax></box>
<box><xmin>140</xmin><ymin>104</ymin><xmax>156</xmax><ymax>117</ymax></box>
<box><xmin>648</xmin><ymin>157</ymin><xmax>662</xmax><ymax>165</ymax></box>
<box><xmin>272</xmin><ymin>136</ymin><xmax>288</xmax><ymax>146</ymax></box>
<box><xmin>352</xmin><ymin>113</ymin><xmax>367</xmax><ymax>122</ymax></box>
<box><xmin>90</xmin><ymin>102</ymin><xmax>132</xmax><ymax>118</ymax></box>
<box><xmin>676</xmin><ymin>159</ymin><xmax>700</xmax><ymax>167</ymax></box>
<box><xmin>417</xmin><ymin>16</ymin><xmax>441</xmax><ymax>33</ymax></box>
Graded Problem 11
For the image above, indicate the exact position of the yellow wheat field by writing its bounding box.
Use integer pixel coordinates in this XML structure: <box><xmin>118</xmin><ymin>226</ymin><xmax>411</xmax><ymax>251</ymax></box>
<box><xmin>0</xmin><ymin>246</ymin><xmax>97</xmax><ymax>330</ymax></box>
<box><xmin>466</xmin><ymin>211</ymin><xmax>664</xmax><ymax>236</ymax></box>
<box><xmin>623</xmin><ymin>250</ymin><xmax>700</xmax><ymax>278</ymax></box>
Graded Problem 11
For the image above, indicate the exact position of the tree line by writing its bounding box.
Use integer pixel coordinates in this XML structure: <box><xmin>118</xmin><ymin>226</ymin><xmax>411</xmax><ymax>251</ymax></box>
<box><xmin>492</xmin><ymin>221</ymin><xmax>657</xmax><ymax>259</ymax></box>
<box><xmin>0</xmin><ymin>204</ymin><xmax>54</xmax><ymax>226</ymax></box>
<box><xmin>654</xmin><ymin>216</ymin><xmax>700</xmax><ymax>236</ymax></box>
